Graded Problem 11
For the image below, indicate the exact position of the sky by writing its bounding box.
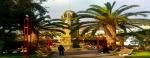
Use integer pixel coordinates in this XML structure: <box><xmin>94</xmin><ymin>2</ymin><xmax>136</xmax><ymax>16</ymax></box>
<box><xmin>42</xmin><ymin>0</ymin><xmax>150</xmax><ymax>19</ymax></box>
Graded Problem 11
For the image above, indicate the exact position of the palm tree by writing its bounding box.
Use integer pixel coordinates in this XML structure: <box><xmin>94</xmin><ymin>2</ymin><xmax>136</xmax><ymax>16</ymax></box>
<box><xmin>0</xmin><ymin>0</ymin><xmax>48</xmax><ymax>39</ymax></box>
<box><xmin>29</xmin><ymin>14</ymin><xmax>69</xmax><ymax>49</ymax></box>
<box><xmin>28</xmin><ymin>15</ymin><xmax>50</xmax><ymax>47</ymax></box>
<box><xmin>0</xmin><ymin>0</ymin><xmax>16</xmax><ymax>40</ymax></box>
<box><xmin>11</xmin><ymin>0</ymin><xmax>48</xmax><ymax>27</ymax></box>
<box><xmin>77</xmin><ymin>1</ymin><xmax>150</xmax><ymax>49</ymax></box>
<box><xmin>8</xmin><ymin>0</ymin><xmax>48</xmax><ymax>49</ymax></box>
<box><xmin>1</xmin><ymin>0</ymin><xmax>66</xmax><ymax>49</ymax></box>
<box><xmin>0</xmin><ymin>0</ymin><xmax>56</xmax><ymax>51</ymax></box>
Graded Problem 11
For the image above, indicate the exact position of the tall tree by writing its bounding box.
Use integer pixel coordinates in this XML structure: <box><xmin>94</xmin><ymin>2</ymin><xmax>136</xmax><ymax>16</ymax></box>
<box><xmin>0</xmin><ymin>0</ymin><xmax>50</xmax><ymax>49</ymax></box>
<box><xmin>0</xmin><ymin>0</ymin><xmax>16</xmax><ymax>40</ymax></box>
<box><xmin>0</xmin><ymin>0</ymin><xmax>48</xmax><ymax>40</ymax></box>
<box><xmin>77</xmin><ymin>1</ymin><xmax>150</xmax><ymax>49</ymax></box>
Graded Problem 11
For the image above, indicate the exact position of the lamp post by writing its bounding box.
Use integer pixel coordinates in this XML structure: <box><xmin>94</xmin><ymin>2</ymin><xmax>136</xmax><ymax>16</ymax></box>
<box><xmin>23</xmin><ymin>15</ymin><xmax>31</xmax><ymax>58</ymax></box>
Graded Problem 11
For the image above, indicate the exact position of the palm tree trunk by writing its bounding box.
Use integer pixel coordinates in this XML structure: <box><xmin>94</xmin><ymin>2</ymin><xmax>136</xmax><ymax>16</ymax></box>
<box><xmin>104</xmin><ymin>24</ymin><xmax>116</xmax><ymax>49</ymax></box>
<box><xmin>30</xmin><ymin>30</ymin><xmax>39</xmax><ymax>50</ymax></box>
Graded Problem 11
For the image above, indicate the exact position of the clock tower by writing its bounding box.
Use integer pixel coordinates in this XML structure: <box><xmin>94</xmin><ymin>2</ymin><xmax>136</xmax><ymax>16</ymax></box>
<box><xmin>61</xmin><ymin>10</ymin><xmax>79</xmax><ymax>49</ymax></box>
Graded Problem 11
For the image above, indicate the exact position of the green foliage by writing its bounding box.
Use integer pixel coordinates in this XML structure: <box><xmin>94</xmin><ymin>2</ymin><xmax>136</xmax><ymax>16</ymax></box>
<box><xmin>133</xmin><ymin>50</ymin><xmax>150</xmax><ymax>58</ymax></box>
<box><xmin>77</xmin><ymin>1</ymin><xmax>150</xmax><ymax>37</ymax></box>
<box><xmin>0</xmin><ymin>0</ymin><xmax>54</xmax><ymax>45</ymax></box>
<box><xmin>41</xmin><ymin>19</ymin><xmax>67</xmax><ymax>34</ymax></box>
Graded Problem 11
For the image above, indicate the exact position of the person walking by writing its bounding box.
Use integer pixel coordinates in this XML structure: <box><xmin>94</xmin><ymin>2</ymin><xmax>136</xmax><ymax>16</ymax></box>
<box><xmin>58</xmin><ymin>45</ymin><xmax>65</xmax><ymax>56</ymax></box>
<box><xmin>102</xmin><ymin>45</ymin><xmax>109</xmax><ymax>53</ymax></box>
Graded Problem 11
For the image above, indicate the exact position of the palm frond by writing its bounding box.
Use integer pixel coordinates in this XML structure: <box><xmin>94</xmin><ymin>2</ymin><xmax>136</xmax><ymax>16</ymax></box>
<box><xmin>77</xmin><ymin>14</ymin><xmax>96</xmax><ymax>19</ymax></box>
<box><xmin>136</xmin><ymin>11</ymin><xmax>150</xmax><ymax>13</ymax></box>
<box><xmin>31</xmin><ymin>3</ymin><xmax>48</xmax><ymax>15</ymax></box>
<box><xmin>122</xmin><ymin>12</ymin><xmax>148</xmax><ymax>17</ymax></box>
<box><xmin>118</xmin><ymin>24</ymin><xmax>127</xmax><ymax>33</ymax></box>
<box><xmin>118</xmin><ymin>5</ymin><xmax>139</xmax><ymax>15</ymax></box>
<box><xmin>110</xmin><ymin>1</ymin><xmax>116</xmax><ymax>13</ymax></box>
<box><xmin>35</xmin><ymin>15</ymin><xmax>50</xmax><ymax>23</ymax></box>
<box><xmin>79</xmin><ymin>21</ymin><xmax>96</xmax><ymax>25</ymax></box>
<box><xmin>44</xmin><ymin>15</ymin><xmax>51</xmax><ymax>19</ymax></box>
<box><xmin>78</xmin><ymin>11</ymin><xmax>99</xmax><ymax>15</ymax></box>
<box><xmin>45</xmin><ymin>19</ymin><xmax>61</xmax><ymax>23</ymax></box>
<box><xmin>87</xmin><ymin>8</ymin><xmax>102</xmax><ymax>13</ymax></box>
<box><xmin>42</xmin><ymin>28</ymin><xmax>66</xmax><ymax>34</ymax></box>
<box><xmin>126</xmin><ymin>23</ymin><xmax>143</xmax><ymax>30</ymax></box>
<box><xmin>112</xmin><ymin>5</ymin><xmax>127</xmax><ymax>16</ymax></box>
<box><xmin>91</xmin><ymin>25</ymin><xmax>100</xmax><ymax>36</ymax></box>
<box><xmin>43</xmin><ymin>23</ymin><xmax>68</xmax><ymax>29</ymax></box>
<box><xmin>80</xmin><ymin>26</ymin><xmax>93</xmax><ymax>37</ymax></box>
<box><xmin>90</xmin><ymin>4</ymin><xmax>104</xmax><ymax>10</ymax></box>
<box><xmin>129</xmin><ymin>19</ymin><xmax>150</xmax><ymax>25</ymax></box>
<box><xmin>118</xmin><ymin>22</ymin><xmax>142</xmax><ymax>33</ymax></box>
<box><xmin>34</xmin><ymin>17</ymin><xmax>45</xmax><ymax>23</ymax></box>
<box><xmin>104</xmin><ymin>1</ymin><xmax>116</xmax><ymax>13</ymax></box>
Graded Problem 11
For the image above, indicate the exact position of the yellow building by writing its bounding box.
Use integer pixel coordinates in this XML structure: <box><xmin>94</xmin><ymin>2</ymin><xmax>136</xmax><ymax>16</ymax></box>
<box><xmin>60</xmin><ymin>10</ymin><xmax>79</xmax><ymax>48</ymax></box>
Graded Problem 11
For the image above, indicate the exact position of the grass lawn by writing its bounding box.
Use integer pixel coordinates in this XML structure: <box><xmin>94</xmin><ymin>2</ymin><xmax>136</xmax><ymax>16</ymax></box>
<box><xmin>132</xmin><ymin>50</ymin><xmax>150</xmax><ymax>58</ymax></box>
<box><xmin>0</xmin><ymin>53</ymin><xmax>37</xmax><ymax>58</ymax></box>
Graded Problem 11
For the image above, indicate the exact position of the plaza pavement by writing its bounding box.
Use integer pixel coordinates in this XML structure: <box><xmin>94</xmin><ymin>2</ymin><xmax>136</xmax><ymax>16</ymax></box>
<box><xmin>51</xmin><ymin>50</ymin><xmax>132</xmax><ymax>58</ymax></box>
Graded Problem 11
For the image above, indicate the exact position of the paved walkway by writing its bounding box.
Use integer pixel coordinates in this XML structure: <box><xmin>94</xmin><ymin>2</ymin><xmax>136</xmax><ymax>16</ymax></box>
<box><xmin>51</xmin><ymin>50</ymin><xmax>132</xmax><ymax>58</ymax></box>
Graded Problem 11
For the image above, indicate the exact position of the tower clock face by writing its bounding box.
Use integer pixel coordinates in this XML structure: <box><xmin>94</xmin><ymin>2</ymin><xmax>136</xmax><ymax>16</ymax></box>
<box><xmin>65</xmin><ymin>20</ymin><xmax>68</xmax><ymax>23</ymax></box>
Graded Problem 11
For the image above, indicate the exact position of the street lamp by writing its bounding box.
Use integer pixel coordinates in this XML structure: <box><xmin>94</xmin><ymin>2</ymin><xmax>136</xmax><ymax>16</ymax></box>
<box><xmin>23</xmin><ymin>15</ymin><xmax>29</xmax><ymax>58</ymax></box>
<box><xmin>23</xmin><ymin>15</ymin><xmax>32</xmax><ymax>58</ymax></box>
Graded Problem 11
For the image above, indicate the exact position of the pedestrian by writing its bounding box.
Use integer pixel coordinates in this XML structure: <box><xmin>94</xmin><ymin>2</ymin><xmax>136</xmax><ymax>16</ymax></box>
<box><xmin>58</xmin><ymin>45</ymin><xmax>65</xmax><ymax>56</ymax></box>
<box><xmin>102</xmin><ymin>45</ymin><xmax>109</xmax><ymax>53</ymax></box>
